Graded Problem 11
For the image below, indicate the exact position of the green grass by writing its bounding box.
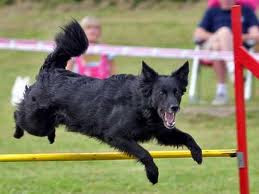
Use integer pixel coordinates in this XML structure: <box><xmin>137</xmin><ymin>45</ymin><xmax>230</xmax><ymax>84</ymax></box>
<box><xmin>0</xmin><ymin>1</ymin><xmax>259</xmax><ymax>194</ymax></box>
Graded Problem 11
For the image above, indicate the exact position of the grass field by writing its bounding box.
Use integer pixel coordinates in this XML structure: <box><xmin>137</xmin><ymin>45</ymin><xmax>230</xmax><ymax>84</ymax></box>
<box><xmin>0</xmin><ymin>1</ymin><xmax>259</xmax><ymax>194</ymax></box>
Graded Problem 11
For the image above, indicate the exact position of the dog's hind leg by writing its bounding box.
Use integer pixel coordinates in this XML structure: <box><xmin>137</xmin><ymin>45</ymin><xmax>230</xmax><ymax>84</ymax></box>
<box><xmin>105</xmin><ymin>136</ymin><xmax>159</xmax><ymax>184</ymax></box>
<box><xmin>13</xmin><ymin>125</ymin><xmax>24</xmax><ymax>139</ymax></box>
<box><xmin>47</xmin><ymin>129</ymin><xmax>56</xmax><ymax>144</ymax></box>
<box><xmin>13</xmin><ymin>111</ymin><xmax>24</xmax><ymax>139</ymax></box>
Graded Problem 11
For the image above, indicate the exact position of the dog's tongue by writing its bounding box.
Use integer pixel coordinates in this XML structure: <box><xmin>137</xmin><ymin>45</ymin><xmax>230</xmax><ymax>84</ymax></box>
<box><xmin>165</xmin><ymin>112</ymin><xmax>175</xmax><ymax>124</ymax></box>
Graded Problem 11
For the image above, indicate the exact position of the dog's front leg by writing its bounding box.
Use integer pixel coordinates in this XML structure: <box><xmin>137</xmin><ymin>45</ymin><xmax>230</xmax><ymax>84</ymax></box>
<box><xmin>105</xmin><ymin>136</ymin><xmax>159</xmax><ymax>184</ymax></box>
<box><xmin>155</xmin><ymin>128</ymin><xmax>202</xmax><ymax>164</ymax></box>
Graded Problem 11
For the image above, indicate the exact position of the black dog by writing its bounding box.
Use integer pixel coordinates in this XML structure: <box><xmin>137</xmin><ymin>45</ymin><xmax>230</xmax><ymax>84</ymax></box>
<box><xmin>14</xmin><ymin>20</ymin><xmax>202</xmax><ymax>184</ymax></box>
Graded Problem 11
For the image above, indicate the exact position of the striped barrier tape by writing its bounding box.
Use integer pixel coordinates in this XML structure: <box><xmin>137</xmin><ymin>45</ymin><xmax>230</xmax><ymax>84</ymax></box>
<box><xmin>1</xmin><ymin>37</ymin><xmax>259</xmax><ymax>61</ymax></box>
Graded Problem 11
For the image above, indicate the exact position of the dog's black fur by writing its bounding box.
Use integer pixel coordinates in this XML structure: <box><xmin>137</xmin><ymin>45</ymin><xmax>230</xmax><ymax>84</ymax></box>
<box><xmin>14</xmin><ymin>20</ymin><xmax>202</xmax><ymax>184</ymax></box>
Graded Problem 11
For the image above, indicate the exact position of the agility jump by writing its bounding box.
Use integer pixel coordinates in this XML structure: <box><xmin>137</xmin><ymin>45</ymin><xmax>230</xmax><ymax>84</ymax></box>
<box><xmin>0</xmin><ymin>149</ymin><xmax>236</xmax><ymax>162</ymax></box>
<box><xmin>0</xmin><ymin>5</ymin><xmax>258</xmax><ymax>194</ymax></box>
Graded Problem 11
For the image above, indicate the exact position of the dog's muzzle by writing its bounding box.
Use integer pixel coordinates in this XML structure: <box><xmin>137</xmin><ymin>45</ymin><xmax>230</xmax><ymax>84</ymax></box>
<box><xmin>163</xmin><ymin>111</ymin><xmax>176</xmax><ymax>129</ymax></box>
<box><xmin>159</xmin><ymin>107</ymin><xmax>179</xmax><ymax>129</ymax></box>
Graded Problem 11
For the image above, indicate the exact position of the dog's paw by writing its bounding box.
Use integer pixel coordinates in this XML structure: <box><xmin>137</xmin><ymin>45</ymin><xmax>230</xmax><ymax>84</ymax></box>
<box><xmin>48</xmin><ymin>132</ymin><xmax>55</xmax><ymax>144</ymax></box>
<box><xmin>49</xmin><ymin>140</ymin><xmax>55</xmax><ymax>144</ymax></box>
<box><xmin>191</xmin><ymin>146</ymin><xmax>202</xmax><ymax>165</ymax></box>
<box><xmin>13</xmin><ymin>130</ymin><xmax>24</xmax><ymax>139</ymax></box>
<box><xmin>48</xmin><ymin>136</ymin><xmax>55</xmax><ymax>144</ymax></box>
<box><xmin>145</xmin><ymin>164</ymin><xmax>159</xmax><ymax>184</ymax></box>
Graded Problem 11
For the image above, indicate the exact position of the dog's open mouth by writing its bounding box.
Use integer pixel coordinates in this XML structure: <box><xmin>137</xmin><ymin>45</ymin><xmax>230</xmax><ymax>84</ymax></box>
<box><xmin>159</xmin><ymin>110</ymin><xmax>176</xmax><ymax>129</ymax></box>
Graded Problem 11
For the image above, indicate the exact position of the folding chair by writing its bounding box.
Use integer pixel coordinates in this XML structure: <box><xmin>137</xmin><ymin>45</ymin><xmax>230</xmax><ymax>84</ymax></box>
<box><xmin>188</xmin><ymin>0</ymin><xmax>256</xmax><ymax>103</ymax></box>
<box><xmin>189</xmin><ymin>40</ymin><xmax>255</xmax><ymax>103</ymax></box>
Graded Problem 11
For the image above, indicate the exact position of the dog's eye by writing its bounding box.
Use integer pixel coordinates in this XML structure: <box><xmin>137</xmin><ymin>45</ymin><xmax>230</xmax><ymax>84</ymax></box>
<box><xmin>173</xmin><ymin>89</ymin><xmax>181</xmax><ymax>96</ymax></box>
<box><xmin>159</xmin><ymin>90</ymin><xmax>166</xmax><ymax>96</ymax></box>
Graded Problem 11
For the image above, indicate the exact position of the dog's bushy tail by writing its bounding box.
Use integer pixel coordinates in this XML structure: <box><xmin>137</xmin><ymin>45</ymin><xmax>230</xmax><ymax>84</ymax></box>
<box><xmin>41</xmin><ymin>20</ymin><xmax>88</xmax><ymax>70</ymax></box>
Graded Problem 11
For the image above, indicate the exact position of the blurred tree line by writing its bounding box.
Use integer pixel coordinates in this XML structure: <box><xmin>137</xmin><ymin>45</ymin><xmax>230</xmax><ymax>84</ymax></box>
<box><xmin>0</xmin><ymin>0</ymin><xmax>199</xmax><ymax>6</ymax></box>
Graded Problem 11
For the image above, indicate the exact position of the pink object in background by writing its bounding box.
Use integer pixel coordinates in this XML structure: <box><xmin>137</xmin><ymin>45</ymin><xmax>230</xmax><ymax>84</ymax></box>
<box><xmin>208</xmin><ymin>0</ymin><xmax>257</xmax><ymax>10</ymax></box>
<box><xmin>75</xmin><ymin>55</ymin><xmax>112</xmax><ymax>79</ymax></box>
<box><xmin>207</xmin><ymin>0</ymin><xmax>219</xmax><ymax>7</ymax></box>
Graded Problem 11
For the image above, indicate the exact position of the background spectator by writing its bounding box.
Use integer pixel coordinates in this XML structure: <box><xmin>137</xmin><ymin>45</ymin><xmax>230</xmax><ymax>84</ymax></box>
<box><xmin>66</xmin><ymin>16</ymin><xmax>115</xmax><ymax>79</ymax></box>
<box><xmin>194</xmin><ymin>0</ymin><xmax>259</xmax><ymax>105</ymax></box>
<box><xmin>208</xmin><ymin>0</ymin><xmax>258</xmax><ymax>10</ymax></box>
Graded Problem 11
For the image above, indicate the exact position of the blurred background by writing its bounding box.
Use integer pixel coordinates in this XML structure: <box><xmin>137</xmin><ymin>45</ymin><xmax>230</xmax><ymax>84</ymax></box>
<box><xmin>0</xmin><ymin>0</ymin><xmax>258</xmax><ymax>193</ymax></box>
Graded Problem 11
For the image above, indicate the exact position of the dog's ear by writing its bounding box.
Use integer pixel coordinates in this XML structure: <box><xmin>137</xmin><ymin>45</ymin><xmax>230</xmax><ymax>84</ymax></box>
<box><xmin>141</xmin><ymin>61</ymin><xmax>158</xmax><ymax>82</ymax></box>
<box><xmin>171</xmin><ymin>61</ymin><xmax>189</xmax><ymax>91</ymax></box>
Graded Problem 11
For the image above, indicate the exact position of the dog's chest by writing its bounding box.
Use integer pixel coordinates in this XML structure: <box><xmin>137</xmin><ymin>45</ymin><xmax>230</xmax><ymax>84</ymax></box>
<box><xmin>133</xmin><ymin>129</ymin><xmax>153</xmax><ymax>142</ymax></box>
<box><xmin>133</xmin><ymin>117</ymin><xmax>163</xmax><ymax>142</ymax></box>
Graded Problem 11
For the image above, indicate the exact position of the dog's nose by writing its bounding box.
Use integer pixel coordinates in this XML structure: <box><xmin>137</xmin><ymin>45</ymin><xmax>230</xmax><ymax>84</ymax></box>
<box><xmin>169</xmin><ymin>105</ymin><xmax>179</xmax><ymax>112</ymax></box>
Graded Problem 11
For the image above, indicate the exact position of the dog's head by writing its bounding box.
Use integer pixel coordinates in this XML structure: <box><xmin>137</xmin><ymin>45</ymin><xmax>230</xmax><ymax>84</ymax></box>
<box><xmin>140</xmin><ymin>61</ymin><xmax>189</xmax><ymax>129</ymax></box>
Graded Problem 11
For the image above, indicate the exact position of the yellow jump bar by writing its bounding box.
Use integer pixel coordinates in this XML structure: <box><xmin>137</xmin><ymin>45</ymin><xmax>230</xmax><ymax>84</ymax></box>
<box><xmin>0</xmin><ymin>149</ymin><xmax>236</xmax><ymax>162</ymax></box>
